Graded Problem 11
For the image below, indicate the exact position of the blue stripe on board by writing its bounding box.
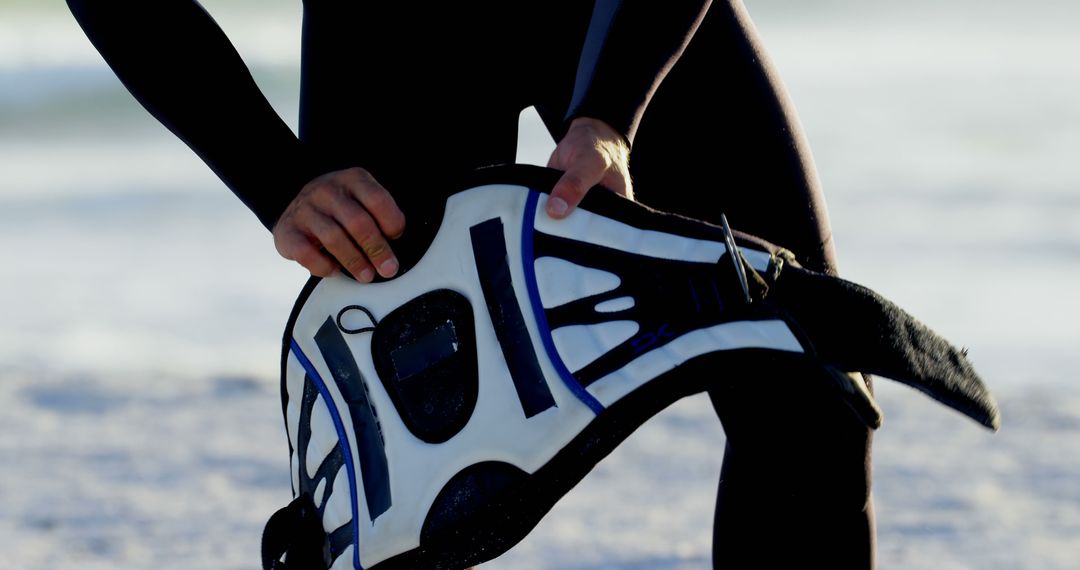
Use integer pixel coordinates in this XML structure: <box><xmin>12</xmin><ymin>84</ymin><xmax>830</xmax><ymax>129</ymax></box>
<box><xmin>520</xmin><ymin>190</ymin><xmax>605</xmax><ymax>415</ymax></box>
<box><xmin>290</xmin><ymin>339</ymin><xmax>364</xmax><ymax>570</ymax></box>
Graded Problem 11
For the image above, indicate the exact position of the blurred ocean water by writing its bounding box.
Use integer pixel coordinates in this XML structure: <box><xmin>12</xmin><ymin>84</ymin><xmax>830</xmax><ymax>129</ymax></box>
<box><xmin>1</xmin><ymin>1</ymin><xmax>1078</xmax><ymax>569</ymax></box>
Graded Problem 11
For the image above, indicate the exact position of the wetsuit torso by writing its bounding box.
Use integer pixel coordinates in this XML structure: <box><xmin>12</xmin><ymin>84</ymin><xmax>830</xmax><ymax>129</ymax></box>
<box><xmin>66</xmin><ymin>1</ymin><xmax>708</xmax><ymax>230</ymax></box>
<box><xmin>66</xmin><ymin>2</ymin><xmax>876</xmax><ymax>567</ymax></box>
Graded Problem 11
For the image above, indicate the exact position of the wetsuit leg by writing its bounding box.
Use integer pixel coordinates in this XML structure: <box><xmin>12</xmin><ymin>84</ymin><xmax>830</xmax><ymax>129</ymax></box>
<box><xmin>625</xmin><ymin>2</ymin><xmax>875</xmax><ymax>568</ymax></box>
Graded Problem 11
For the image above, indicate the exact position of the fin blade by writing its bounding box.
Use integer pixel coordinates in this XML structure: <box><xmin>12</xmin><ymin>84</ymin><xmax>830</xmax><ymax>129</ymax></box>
<box><xmin>772</xmin><ymin>266</ymin><xmax>1001</xmax><ymax>431</ymax></box>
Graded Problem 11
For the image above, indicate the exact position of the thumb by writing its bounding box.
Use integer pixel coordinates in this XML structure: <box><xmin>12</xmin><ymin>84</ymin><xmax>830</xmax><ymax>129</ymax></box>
<box><xmin>547</xmin><ymin>161</ymin><xmax>601</xmax><ymax>219</ymax></box>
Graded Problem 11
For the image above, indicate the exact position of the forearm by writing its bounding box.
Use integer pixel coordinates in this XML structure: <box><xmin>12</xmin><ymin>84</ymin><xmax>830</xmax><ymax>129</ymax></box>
<box><xmin>565</xmin><ymin>0</ymin><xmax>712</xmax><ymax>145</ymax></box>
<box><xmin>67</xmin><ymin>0</ymin><xmax>320</xmax><ymax>229</ymax></box>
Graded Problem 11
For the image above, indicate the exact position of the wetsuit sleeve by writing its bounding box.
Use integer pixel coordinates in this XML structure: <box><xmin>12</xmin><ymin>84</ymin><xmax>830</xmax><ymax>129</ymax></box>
<box><xmin>564</xmin><ymin>0</ymin><xmax>712</xmax><ymax>145</ymax></box>
<box><xmin>66</xmin><ymin>0</ymin><xmax>321</xmax><ymax>230</ymax></box>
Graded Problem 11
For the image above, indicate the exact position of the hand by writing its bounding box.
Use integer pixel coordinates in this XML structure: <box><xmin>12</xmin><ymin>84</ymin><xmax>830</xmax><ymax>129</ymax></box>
<box><xmin>272</xmin><ymin>167</ymin><xmax>406</xmax><ymax>281</ymax></box>
<box><xmin>545</xmin><ymin>117</ymin><xmax>633</xmax><ymax>218</ymax></box>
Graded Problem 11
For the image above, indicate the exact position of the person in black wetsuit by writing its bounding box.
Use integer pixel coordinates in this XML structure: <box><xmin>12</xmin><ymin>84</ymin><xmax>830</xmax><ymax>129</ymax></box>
<box><xmin>67</xmin><ymin>1</ymin><xmax>875</xmax><ymax>567</ymax></box>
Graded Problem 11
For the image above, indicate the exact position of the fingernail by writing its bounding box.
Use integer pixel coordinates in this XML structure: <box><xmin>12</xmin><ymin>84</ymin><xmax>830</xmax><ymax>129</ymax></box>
<box><xmin>547</xmin><ymin>196</ymin><xmax>568</xmax><ymax>217</ymax></box>
<box><xmin>379</xmin><ymin>258</ymin><xmax>399</xmax><ymax>277</ymax></box>
<box><xmin>359</xmin><ymin>268</ymin><xmax>375</xmax><ymax>282</ymax></box>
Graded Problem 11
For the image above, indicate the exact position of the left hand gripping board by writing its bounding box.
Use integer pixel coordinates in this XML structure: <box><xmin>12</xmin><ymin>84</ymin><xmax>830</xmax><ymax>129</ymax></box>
<box><xmin>261</xmin><ymin>165</ymin><xmax>999</xmax><ymax>570</ymax></box>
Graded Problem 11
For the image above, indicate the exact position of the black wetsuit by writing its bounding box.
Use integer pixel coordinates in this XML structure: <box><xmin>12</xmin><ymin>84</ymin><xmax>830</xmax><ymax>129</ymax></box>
<box><xmin>67</xmin><ymin>1</ymin><xmax>874</xmax><ymax>567</ymax></box>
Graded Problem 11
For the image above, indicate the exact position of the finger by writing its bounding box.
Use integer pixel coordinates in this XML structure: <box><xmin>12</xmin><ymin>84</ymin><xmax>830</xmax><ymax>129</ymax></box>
<box><xmin>319</xmin><ymin>192</ymin><xmax>400</xmax><ymax>279</ymax></box>
<box><xmin>346</xmin><ymin>169</ymin><xmax>406</xmax><ymax>239</ymax></box>
<box><xmin>275</xmin><ymin>229</ymin><xmax>339</xmax><ymax>278</ymax></box>
<box><xmin>547</xmin><ymin>159</ymin><xmax>603</xmax><ymax>219</ymax></box>
<box><xmin>305</xmin><ymin>209</ymin><xmax>378</xmax><ymax>282</ymax></box>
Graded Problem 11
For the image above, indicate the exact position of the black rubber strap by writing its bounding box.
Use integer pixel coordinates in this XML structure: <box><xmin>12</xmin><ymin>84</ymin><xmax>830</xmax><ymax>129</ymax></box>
<box><xmin>261</xmin><ymin>495</ymin><xmax>331</xmax><ymax>570</ymax></box>
<box><xmin>470</xmin><ymin>217</ymin><xmax>557</xmax><ymax>417</ymax></box>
